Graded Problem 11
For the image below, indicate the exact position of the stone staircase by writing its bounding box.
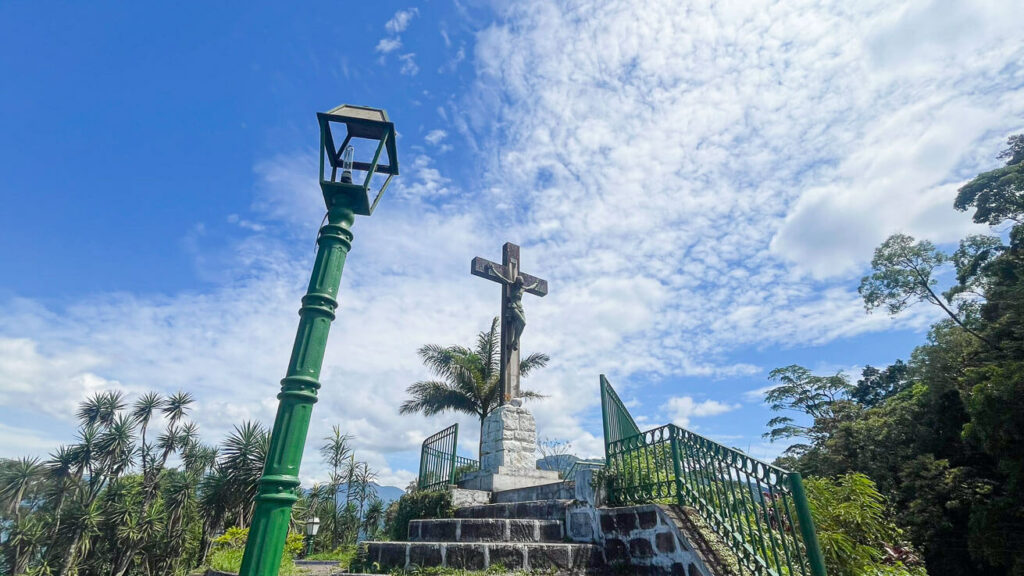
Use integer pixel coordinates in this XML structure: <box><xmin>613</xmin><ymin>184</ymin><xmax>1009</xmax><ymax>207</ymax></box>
<box><xmin>363</xmin><ymin>494</ymin><xmax>605</xmax><ymax>574</ymax></box>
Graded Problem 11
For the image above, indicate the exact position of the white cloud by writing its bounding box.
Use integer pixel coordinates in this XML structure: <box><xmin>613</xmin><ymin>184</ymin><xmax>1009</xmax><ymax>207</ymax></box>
<box><xmin>742</xmin><ymin>385</ymin><xmax>775</xmax><ymax>403</ymax></box>
<box><xmin>458</xmin><ymin>0</ymin><xmax>1022</xmax><ymax>362</ymax></box>
<box><xmin>3</xmin><ymin>0</ymin><xmax>1023</xmax><ymax>489</ymax></box>
<box><xmin>0</xmin><ymin>422</ymin><xmax>61</xmax><ymax>459</ymax></box>
<box><xmin>375</xmin><ymin>37</ymin><xmax>402</xmax><ymax>54</ymax></box>
<box><xmin>398</xmin><ymin>53</ymin><xmax>419</xmax><ymax>76</ymax></box>
<box><xmin>424</xmin><ymin>129</ymin><xmax>447</xmax><ymax>145</ymax></box>
<box><xmin>377</xmin><ymin>8</ymin><xmax>419</xmax><ymax>66</ymax></box>
<box><xmin>666</xmin><ymin>396</ymin><xmax>740</xmax><ymax>428</ymax></box>
<box><xmin>385</xmin><ymin>8</ymin><xmax>418</xmax><ymax>34</ymax></box>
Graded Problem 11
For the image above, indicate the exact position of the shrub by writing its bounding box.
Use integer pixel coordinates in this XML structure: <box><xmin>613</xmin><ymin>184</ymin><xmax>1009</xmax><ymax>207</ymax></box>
<box><xmin>384</xmin><ymin>491</ymin><xmax>454</xmax><ymax>541</ymax></box>
<box><xmin>207</xmin><ymin>526</ymin><xmax>303</xmax><ymax>575</ymax></box>
<box><xmin>805</xmin><ymin>473</ymin><xmax>927</xmax><ymax>576</ymax></box>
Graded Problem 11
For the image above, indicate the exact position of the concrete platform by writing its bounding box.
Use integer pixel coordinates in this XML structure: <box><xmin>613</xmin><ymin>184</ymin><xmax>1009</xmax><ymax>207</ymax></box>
<box><xmin>457</xmin><ymin>467</ymin><xmax>561</xmax><ymax>491</ymax></box>
<box><xmin>493</xmin><ymin>479</ymin><xmax>575</xmax><ymax>503</ymax></box>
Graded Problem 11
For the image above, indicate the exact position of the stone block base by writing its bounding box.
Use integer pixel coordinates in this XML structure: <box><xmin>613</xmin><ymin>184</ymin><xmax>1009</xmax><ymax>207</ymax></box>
<box><xmin>480</xmin><ymin>404</ymin><xmax>537</xmax><ymax>471</ymax></box>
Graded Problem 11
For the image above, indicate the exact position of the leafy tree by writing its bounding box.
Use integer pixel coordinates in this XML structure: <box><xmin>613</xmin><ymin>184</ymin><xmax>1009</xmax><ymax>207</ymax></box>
<box><xmin>400</xmin><ymin>317</ymin><xmax>549</xmax><ymax>459</ymax></box>
<box><xmin>852</xmin><ymin>361</ymin><xmax>911</xmax><ymax>408</ymax></box>
<box><xmin>768</xmin><ymin>136</ymin><xmax>1024</xmax><ymax>576</ymax></box>
<box><xmin>859</xmin><ymin>234</ymin><xmax>998</xmax><ymax>348</ymax></box>
<box><xmin>762</xmin><ymin>365</ymin><xmax>856</xmax><ymax>457</ymax></box>
<box><xmin>955</xmin><ymin>134</ymin><xmax>1024</xmax><ymax>225</ymax></box>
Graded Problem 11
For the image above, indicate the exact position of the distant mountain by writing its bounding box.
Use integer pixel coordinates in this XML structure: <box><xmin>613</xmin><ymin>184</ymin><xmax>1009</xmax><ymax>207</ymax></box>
<box><xmin>372</xmin><ymin>484</ymin><xmax>405</xmax><ymax>505</ymax></box>
<box><xmin>536</xmin><ymin>454</ymin><xmax>579</xmax><ymax>473</ymax></box>
<box><xmin>326</xmin><ymin>483</ymin><xmax>405</xmax><ymax>507</ymax></box>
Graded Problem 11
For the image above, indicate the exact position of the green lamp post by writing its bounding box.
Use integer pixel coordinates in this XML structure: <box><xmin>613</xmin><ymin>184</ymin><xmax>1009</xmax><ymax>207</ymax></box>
<box><xmin>238</xmin><ymin>104</ymin><xmax>398</xmax><ymax>576</ymax></box>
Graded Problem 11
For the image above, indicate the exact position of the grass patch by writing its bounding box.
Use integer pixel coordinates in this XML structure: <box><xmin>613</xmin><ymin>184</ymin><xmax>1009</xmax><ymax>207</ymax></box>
<box><xmin>302</xmin><ymin>545</ymin><xmax>357</xmax><ymax>568</ymax></box>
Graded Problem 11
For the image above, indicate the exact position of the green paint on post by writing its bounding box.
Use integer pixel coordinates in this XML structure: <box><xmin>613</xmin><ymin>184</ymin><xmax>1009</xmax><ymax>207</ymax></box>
<box><xmin>788</xmin><ymin>472</ymin><xmax>828</xmax><ymax>576</ymax></box>
<box><xmin>238</xmin><ymin>204</ymin><xmax>354</xmax><ymax>576</ymax></box>
<box><xmin>239</xmin><ymin>103</ymin><xmax>399</xmax><ymax>576</ymax></box>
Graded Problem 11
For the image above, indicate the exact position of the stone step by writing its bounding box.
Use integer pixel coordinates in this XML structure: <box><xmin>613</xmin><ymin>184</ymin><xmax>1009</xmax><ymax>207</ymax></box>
<box><xmin>409</xmin><ymin>518</ymin><xmax>564</xmax><ymax>542</ymax></box>
<box><xmin>362</xmin><ymin>541</ymin><xmax>603</xmax><ymax>574</ymax></box>
<box><xmin>454</xmin><ymin>499</ymin><xmax>571</xmax><ymax>521</ymax></box>
<box><xmin>493</xmin><ymin>479</ymin><xmax>575</xmax><ymax>503</ymax></box>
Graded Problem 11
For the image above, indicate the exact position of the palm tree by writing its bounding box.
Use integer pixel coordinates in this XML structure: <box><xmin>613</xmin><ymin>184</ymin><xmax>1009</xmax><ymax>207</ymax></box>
<box><xmin>76</xmin><ymin>391</ymin><xmax>126</xmax><ymax>430</ymax></box>
<box><xmin>400</xmin><ymin>317</ymin><xmax>549</xmax><ymax>459</ymax></box>
<box><xmin>0</xmin><ymin>457</ymin><xmax>43</xmax><ymax>522</ymax></box>
<box><xmin>96</xmin><ymin>414</ymin><xmax>136</xmax><ymax>482</ymax></box>
<box><xmin>131</xmin><ymin>393</ymin><xmax>163</xmax><ymax>480</ymax></box>
<box><xmin>361</xmin><ymin>496</ymin><xmax>385</xmax><ymax>540</ymax></box>
<box><xmin>1</xmin><ymin>457</ymin><xmax>44</xmax><ymax>574</ymax></box>
<box><xmin>6</xmin><ymin>514</ymin><xmax>45</xmax><ymax>575</ymax></box>
<box><xmin>58</xmin><ymin>496</ymin><xmax>102</xmax><ymax>576</ymax></box>
<box><xmin>45</xmin><ymin>446</ymin><xmax>77</xmax><ymax>548</ymax></box>
<box><xmin>220</xmin><ymin>421</ymin><xmax>268</xmax><ymax>528</ymax></box>
<box><xmin>319</xmin><ymin>426</ymin><xmax>351</xmax><ymax>548</ymax></box>
<box><xmin>197</xmin><ymin>466</ymin><xmax>232</xmax><ymax>564</ymax></box>
<box><xmin>353</xmin><ymin>463</ymin><xmax>377</xmax><ymax>514</ymax></box>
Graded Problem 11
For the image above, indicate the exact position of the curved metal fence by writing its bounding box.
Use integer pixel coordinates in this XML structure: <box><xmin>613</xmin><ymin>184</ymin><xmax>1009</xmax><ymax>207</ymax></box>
<box><xmin>417</xmin><ymin>423</ymin><xmax>479</xmax><ymax>492</ymax></box>
<box><xmin>602</xmin><ymin>378</ymin><xmax>826</xmax><ymax>576</ymax></box>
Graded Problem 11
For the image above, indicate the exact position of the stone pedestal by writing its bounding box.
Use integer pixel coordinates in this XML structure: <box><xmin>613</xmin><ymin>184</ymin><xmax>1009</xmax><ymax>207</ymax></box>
<box><xmin>458</xmin><ymin>403</ymin><xmax>560</xmax><ymax>492</ymax></box>
<box><xmin>481</xmin><ymin>404</ymin><xmax>537</xmax><ymax>471</ymax></box>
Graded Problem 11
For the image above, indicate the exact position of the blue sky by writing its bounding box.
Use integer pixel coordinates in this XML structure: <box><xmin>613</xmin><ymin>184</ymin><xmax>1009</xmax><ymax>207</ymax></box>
<box><xmin>1</xmin><ymin>0</ymin><xmax>1022</xmax><ymax>487</ymax></box>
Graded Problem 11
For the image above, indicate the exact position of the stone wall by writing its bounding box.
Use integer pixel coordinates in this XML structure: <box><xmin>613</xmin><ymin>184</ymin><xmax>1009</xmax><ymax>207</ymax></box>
<box><xmin>451</xmin><ymin>487</ymin><xmax>491</xmax><ymax>508</ymax></box>
<box><xmin>563</xmin><ymin>475</ymin><xmax>721</xmax><ymax>576</ymax></box>
<box><xmin>596</xmin><ymin>505</ymin><xmax>711</xmax><ymax>576</ymax></box>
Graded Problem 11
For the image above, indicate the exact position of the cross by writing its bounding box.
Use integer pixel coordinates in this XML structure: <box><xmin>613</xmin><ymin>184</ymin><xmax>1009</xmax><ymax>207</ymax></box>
<box><xmin>471</xmin><ymin>242</ymin><xmax>548</xmax><ymax>404</ymax></box>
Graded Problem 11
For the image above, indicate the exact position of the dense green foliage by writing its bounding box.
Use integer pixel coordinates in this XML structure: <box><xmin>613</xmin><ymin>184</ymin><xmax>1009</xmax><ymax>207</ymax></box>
<box><xmin>0</xmin><ymin>391</ymin><xmax>381</xmax><ymax>576</ymax></box>
<box><xmin>766</xmin><ymin>136</ymin><xmax>1024</xmax><ymax>576</ymax></box>
<box><xmin>383</xmin><ymin>490</ymin><xmax>453</xmax><ymax>542</ymax></box>
<box><xmin>804</xmin><ymin>474</ymin><xmax>924</xmax><ymax>576</ymax></box>
<box><xmin>400</xmin><ymin>317</ymin><xmax>549</xmax><ymax>459</ymax></box>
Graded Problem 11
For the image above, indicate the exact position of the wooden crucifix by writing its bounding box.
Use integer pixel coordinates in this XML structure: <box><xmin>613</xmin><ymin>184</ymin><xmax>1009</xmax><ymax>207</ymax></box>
<box><xmin>471</xmin><ymin>242</ymin><xmax>548</xmax><ymax>404</ymax></box>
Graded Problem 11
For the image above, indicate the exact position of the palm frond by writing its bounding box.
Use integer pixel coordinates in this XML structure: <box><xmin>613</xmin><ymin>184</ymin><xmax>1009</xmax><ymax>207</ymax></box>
<box><xmin>400</xmin><ymin>381</ymin><xmax>478</xmax><ymax>417</ymax></box>
<box><xmin>518</xmin><ymin>352</ymin><xmax>550</xmax><ymax>377</ymax></box>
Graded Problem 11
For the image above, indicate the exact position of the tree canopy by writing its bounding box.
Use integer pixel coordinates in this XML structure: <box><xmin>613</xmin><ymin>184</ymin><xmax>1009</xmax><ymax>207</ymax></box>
<box><xmin>766</xmin><ymin>135</ymin><xmax>1024</xmax><ymax>576</ymax></box>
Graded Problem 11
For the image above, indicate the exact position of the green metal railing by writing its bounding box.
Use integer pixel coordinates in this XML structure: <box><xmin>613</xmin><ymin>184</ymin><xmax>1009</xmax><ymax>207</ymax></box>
<box><xmin>601</xmin><ymin>377</ymin><xmax>826</xmax><ymax>576</ymax></box>
<box><xmin>600</xmin><ymin>374</ymin><xmax>640</xmax><ymax>459</ymax></box>
<box><xmin>417</xmin><ymin>423</ymin><xmax>479</xmax><ymax>492</ymax></box>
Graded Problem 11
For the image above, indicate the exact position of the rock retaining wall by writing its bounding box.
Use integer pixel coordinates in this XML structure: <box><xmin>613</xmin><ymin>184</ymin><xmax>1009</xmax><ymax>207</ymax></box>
<box><xmin>565</xmin><ymin>499</ymin><xmax>719</xmax><ymax>576</ymax></box>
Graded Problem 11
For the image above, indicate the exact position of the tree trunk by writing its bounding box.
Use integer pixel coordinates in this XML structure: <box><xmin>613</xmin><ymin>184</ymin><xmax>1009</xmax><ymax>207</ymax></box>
<box><xmin>479</xmin><ymin>415</ymin><xmax>487</xmax><ymax>463</ymax></box>
<box><xmin>198</xmin><ymin>524</ymin><xmax>213</xmax><ymax>566</ymax></box>
<box><xmin>110</xmin><ymin>548</ymin><xmax>133</xmax><ymax>576</ymax></box>
<box><xmin>59</xmin><ymin>528</ymin><xmax>81</xmax><ymax>576</ymax></box>
<box><xmin>14</xmin><ymin>544</ymin><xmax>30</xmax><ymax>575</ymax></box>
